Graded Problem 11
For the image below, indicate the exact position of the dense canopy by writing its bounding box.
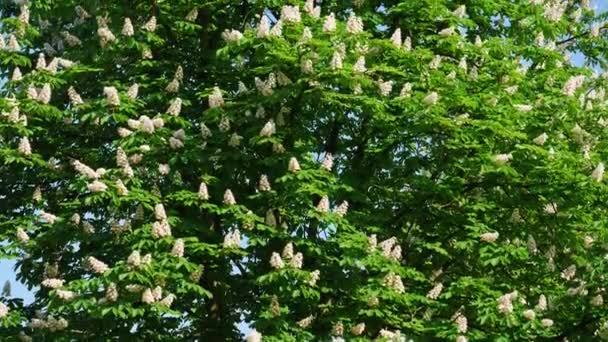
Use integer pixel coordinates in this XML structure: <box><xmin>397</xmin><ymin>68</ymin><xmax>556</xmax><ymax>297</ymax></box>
<box><xmin>2</xmin><ymin>0</ymin><xmax>608</xmax><ymax>341</ymax></box>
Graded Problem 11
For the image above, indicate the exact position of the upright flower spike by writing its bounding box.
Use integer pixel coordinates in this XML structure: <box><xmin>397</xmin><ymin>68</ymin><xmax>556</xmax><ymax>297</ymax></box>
<box><xmin>280</xmin><ymin>5</ymin><xmax>301</xmax><ymax>23</ymax></box>
<box><xmin>346</xmin><ymin>14</ymin><xmax>364</xmax><ymax>34</ymax></box>
<box><xmin>198</xmin><ymin>182</ymin><xmax>209</xmax><ymax>200</ymax></box>
<box><xmin>259</xmin><ymin>175</ymin><xmax>271</xmax><ymax>191</ymax></box>
<box><xmin>11</xmin><ymin>67</ymin><xmax>22</xmax><ymax>81</ymax></box>
<box><xmin>223</xmin><ymin>189</ymin><xmax>236</xmax><ymax>205</ymax></box>
<box><xmin>259</xmin><ymin>120</ymin><xmax>276</xmax><ymax>137</ymax></box>
<box><xmin>316</xmin><ymin>195</ymin><xmax>330</xmax><ymax>213</ymax></box>
<box><xmin>171</xmin><ymin>239</ymin><xmax>185</xmax><ymax>257</ymax></box>
<box><xmin>127</xmin><ymin>84</ymin><xmax>139</xmax><ymax>99</ymax></box>
<box><xmin>38</xmin><ymin>83</ymin><xmax>52</xmax><ymax>104</ymax></box>
<box><xmin>68</xmin><ymin>86</ymin><xmax>83</xmax><ymax>106</ymax></box>
<box><xmin>330</xmin><ymin>52</ymin><xmax>343</xmax><ymax>70</ymax></box>
<box><xmin>592</xmin><ymin>162</ymin><xmax>604</xmax><ymax>182</ymax></box>
<box><xmin>288</xmin><ymin>157</ymin><xmax>301</xmax><ymax>173</ymax></box>
<box><xmin>353</xmin><ymin>56</ymin><xmax>366</xmax><ymax>73</ymax></box>
<box><xmin>321</xmin><ymin>153</ymin><xmax>333</xmax><ymax>171</ymax></box>
<box><xmin>391</xmin><ymin>28</ymin><xmax>402</xmax><ymax>47</ymax></box>
<box><xmin>423</xmin><ymin>92</ymin><xmax>439</xmax><ymax>105</ymax></box>
<box><xmin>87</xmin><ymin>256</ymin><xmax>109</xmax><ymax>274</ymax></box>
<box><xmin>246</xmin><ymin>330</ymin><xmax>262</xmax><ymax>342</ymax></box>
<box><xmin>166</xmin><ymin>97</ymin><xmax>182</xmax><ymax>116</ymax></box>
<box><xmin>257</xmin><ymin>16</ymin><xmax>270</xmax><ymax>38</ymax></box>
<box><xmin>323</xmin><ymin>13</ymin><xmax>336</xmax><ymax>32</ymax></box>
<box><xmin>533</xmin><ymin>133</ymin><xmax>548</xmax><ymax>145</ymax></box>
<box><xmin>143</xmin><ymin>16</ymin><xmax>157</xmax><ymax>32</ymax></box>
<box><xmin>270</xmin><ymin>252</ymin><xmax>284</xmax><ymax>269</ymax></box>
<box><xmin>209</xmin><ymin>87</ymin><xmax>224</xmax><ymax>108</ymax></box>
<box><xmin>122</xmin><ymin>18</ymin><xmax>134</xmax><ymax>36</ymax></box>
<box><xmin>103</xmin><ymin>87</ymin><xmax>120</xmax><ymax>106</ymax></box>
<box><xmin>18</xmin><ymin>137</ymin><xmax>32</xmax><ymax>157</ymax></box>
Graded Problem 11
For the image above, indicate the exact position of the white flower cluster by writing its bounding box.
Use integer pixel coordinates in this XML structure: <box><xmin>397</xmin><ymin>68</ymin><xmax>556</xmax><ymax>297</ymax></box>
<box><xmin>87</xmin><ymin>256</ymin><xmax>109</xmax><ymax>274</ymax></box>
<box><xmin>223</xmin><ymin>229</ymin><xmax>241</xmax><ymax>248</ymax></box>
<box><xmin>383</xmin><ymin>272</ymin><xmax>405</xmax><ymax>293</ymax></box>
<box><xmin>152</xmin><ymin>204</ymin><xmax>172</xmax><ymax>238</ymax></box>
<box><xmin>497</xmin><ymin>291</ymin><xmax>518</xmax><ymax>314</ymax></box>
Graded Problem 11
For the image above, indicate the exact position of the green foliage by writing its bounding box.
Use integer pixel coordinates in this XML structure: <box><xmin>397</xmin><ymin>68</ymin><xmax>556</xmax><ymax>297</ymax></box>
<box><xmin>1</xmin><ymin>0</ymin><xmax>608</xmax><ymax>341</ymax></box>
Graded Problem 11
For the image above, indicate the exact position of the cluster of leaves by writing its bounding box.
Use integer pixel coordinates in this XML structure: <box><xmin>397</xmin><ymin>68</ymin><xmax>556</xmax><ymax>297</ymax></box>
<box><xmin>1</xmin><ymin>0</ymin><xmax>608</xmax><ymax>341</ymax></box>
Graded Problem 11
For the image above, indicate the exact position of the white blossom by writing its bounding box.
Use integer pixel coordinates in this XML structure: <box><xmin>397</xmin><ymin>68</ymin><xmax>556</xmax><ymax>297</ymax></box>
<box><xmin>544</xmin><ymin>1</ymin><xmax>567</xmax><ymax>22</ymax></box>
<box><xmin>545</xmin><ymin>202</ymin><xmax>557</xmax><ymax>215</ymax></box>
<box><xmin>281</xmin><ymin>5</ymin><xmax>301</xmax><ymax>23</ymax></box>
<box><xmin>288</xmin><ymin>157</ymin><xmax>301</xmax><ymax>173</ymax></box>
<box><xmin>246</xmin><ymin>329</ymin><xmax>263</xmax><ymax>342</ymax></box>
<box><xmin>323</xmin><ymin>13</ymin><xmax>336</xmax><ymax>32</ymax></box>
<box><xmin>331</xmin><ymin>52</ymin><xmax>343</xmax><ymax>70</ymax></box>
<box><xmin>497</xmin><ymin>291</ymin><xmax>518</xmax><ymax>314</ymax></box>
<box><xmin>11</xmin><ymin>67</ymin><xmax>22</xmax><ymax>81</ymax></box>
<box><xmin>40</xmin><ymin>211</ymin><xmax>58</xmax><ymax>224</ymax></box>
<box><xmin>8</xmin><ymin>34</ymin><xmax>20</xmax><ymax>51</ymax></box>
<box><xmin>87</xmin><ymin>180</ymin><xmax>107</xmax><ymax>193</ymax></box>
<box><xmin>142</xmin><ymin>288</ymin><xmax>155</xmax><ymax>304</ymax></box>
<box><xmin>151</xmin><ymin>220</ymin><xmax>172</xmax><ymax>239</ymax></box>
<box><xmin>260</xmin><ymin>120</ymin><xmax>276</xmax><ymax>137</ymax></box>
<box><xmin>541</xmin><ymin>318</ymin><xmax>554</xmax><ymax>327</ymax></box>
<box><xmin>378</xmin><ymin>79</ymin><xmax>393</xmax><ymax>97</ymax></box>
<box><xmin>493</xmin><ymin>153</ymin><xmax>512</xmax><ymax>165</ymax></box>
<box><xmin>561</xmin><ymin>264</ymin><xmax>576</xmax><ymax>280</ymax></box>
<box><xmin>186</xmin><ymin>8</ymin><xmax>199</xmax><ymax>21</ymax></box>
<box><xmin>321</xmin><ymin>153</ymin><xmax>333</xmax><ymax>171</ymax></box>
<box><xmin>270</xmin><ymin>252</ymin><xmax>284</xmax><ymax>269</ymax></box>
<box><xmin>301</xmin><ymin>27</ymin><xmax>313</xmax><ymax>42</ymax></box>
<box><xmin>121</xmin><ymin>18</ymin><xmax>134</xmax><ymax>37</ymax></box>
<box><xmin>438</xmin><ymin>27</ymin><xmax>456</xmax><ymax>37</ymax></box>
<box><xmin>223</xmin><ymin>189</ymin><xmax>236</xmax><ymax>205</ymax></box>
<box><xmin>290</xmin><ymin>252</ymin><xmax>304</xmax><ymax>269</ymax></box>
<box><xmin>160</xmin><ymin>294</ymin><xmax>175</xmax><ymax>307</ymax></box>
<box><xmin>335</xmin><ymin>201</ymin><xmax>349</xmax><ymax>217</ymax></box>
<box><xmin>97</xmin><ymin>26</ymin><xmax>116</xmax><ymax>46</ymax></box>
<box><xmin>38</xmin><ymin>83</ymin><xmax>52</xmax><ymax>104</ymax></box>
<box><xmin>480</xmin><ymin>232</ymin><xmax>499</xmax><ymax>243</ymax></box>
<box><xmin>514</xmin><ymin>104</ymin><xmax>533</xmax><ymax>112</ymax></box>
<box><xmin>18</xmin><ymin>137</ymin><xmax>32</xmax><ymax>156</ymax></box>
<box><xmin>353</xmin><ymin>56</ymin><xmax>366</xmax><ymax>73</ymax></box>
<box><xmin>166</xmin><ymin>97</ymin><xmax>182</xmax><ymax>116</ymax></box>
<box><xmin>536</xmin><ymin>294</ymin><xmax>547</xmax><ymax>311</ymax></box>
<box><xmin>316</xmin><ymin>195</ymin><xmax>330</xmax><ymax>213</ymax></box>
<box><xmin>42</xmin><ymin>278</ymin><xmax>64</xmax><ymax>289</ymax></box>
<box><xmin>222</xmin><ymin>29</ymin><xmax>243</xmax><ymax>42</ymax></box>
<box><xmin>36</xmin><ymin>53</ymin><xmax>47</xmax><ymax>70</ymax></box>
<box><xmin>592</xmin><ymin>162</ymin><xmax>605</xmax><ymax>182</ymax></box>
<box><xmin>562</xmin><ymin>75</ymin><xmax>585</xmax><ymax>96</ymax></box>
<box><xmin>427</xmin><ymin>283</ymin><xmax>443</xmax><ymax>299</ymax></box>
<box><xmin>87</xmin><ymin>257</ymin><xmax>109</xmax><ymax>274</ymax></box>
<box><xmin>346</xmin><ymin>14</ymin><xmax>364</xmax><ymax>34</ymax></box>
<box><xmin>16</xmin><ymin>228</ymin><xmax>29</xmax><ymax>243</ymax></box>
<box><xmin>103</xmin><ymin>86</ymin><xmax>120</xmax><ymax>106</ymax></box>
<box><xmin>269</xmin><ymin>20</ymin><xmax>283</xmax><ymax>37</ymax></box>
<box><xmin>0</xmin><ymin>303</ymin><xmax>8</xmax><ymax>318</ymax></box>
<box><xmin>258</xmin><ymin>175</ymin><xmax>271</xmax><ymax>192</ymax></box>
<box><xmin>158</xmin><ymin>163</ymin><xmax>170</xmax><ymax>175</ymax></box>
<box><xmin>453</xmin><ymin>5</ymin><xmax>466</xmax><ymax>18</ymax></box>
<box><xmin>56</xmin><ymin>290</ymin><xmax>75</xmax><ymax>301</ymax></box>
<box><xmin>455</xmin><ymin>314</ymin><xmax>468</xmax><ymax>333</ymax></box>
<box><xmin>257</xmin><ymin>16</ymin><xmax>270</xmax><ymax>38</ymax></box>
<box><xmin>299</xmin><ymin>59</ymin><xmax>314</xmax><ymax>75</ymax></box>
<box><xmin>105</xmin><ymin>283</ymin><xmax>118</xmax><ymax>302</ymax></box>
<box><xmin>209</xmin><ymin>87</ymin><xmax>224</xmax><ymax>108</ymax></box>
<box><xmin>127</xmin><ymin>84</ymin><xmax>139</xmax><ymax>99</ymax></box>
<box><xmin>423</xmin><ymin>92</ymin><xmax>439</xmax><ymax>105</ymax></box>
<box><xmin>383</xmin><ymin>272</ymin><xmax>405</xmax><ymax>293</ymax></box>
<box><xmin>127</xmin><ymin>251</ymin><xmax>141</xmax><ymax>268</ymax></box>
<box><xmin>533</xmin><ymin>133</ymin><xmax>548</xmax><ymax>145</ymax></box>
<box><xmin>165</xmin><ymin>78</ymin><xmax>179</xmax><ymax>93</ymax></box>
<box><xmin>391</xmin><ymin>28</ymin><xmax>402</xmax><ymax>48</ymax></box>
<box><xmin>297</xmin><ymin>315</ymin><xmax>314</xmax><ymax>328</ymax></box>
<box><xmin>308</xmin><ymin>270</ymin><xmax>320</xmax><ymax>286</ymax></box>
<box><xmin>172</xmin><ymin>239</ymin><xmax>185</xmax><ymax>257</ymax></box>
<box><xmin>197</xmin><ymin>182</ymin><xmax>210</xmax><ymax>200</ymax></box>
<box><xmin>143</xmin><ymin>16</ymin><xmax>157</xmax><ymax>32</ymax></box>
<box><xmin>351</xmin><ymin>323</ymin><xmax>365</xmax><ymax>335</ymax></box>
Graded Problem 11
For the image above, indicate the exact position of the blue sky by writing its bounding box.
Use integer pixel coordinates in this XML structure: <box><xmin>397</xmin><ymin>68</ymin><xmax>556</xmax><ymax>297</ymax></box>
<box><xmin>2</xmin><ymin>0</ymin><xmax>608</xmax><ymax>319</ymax></box>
